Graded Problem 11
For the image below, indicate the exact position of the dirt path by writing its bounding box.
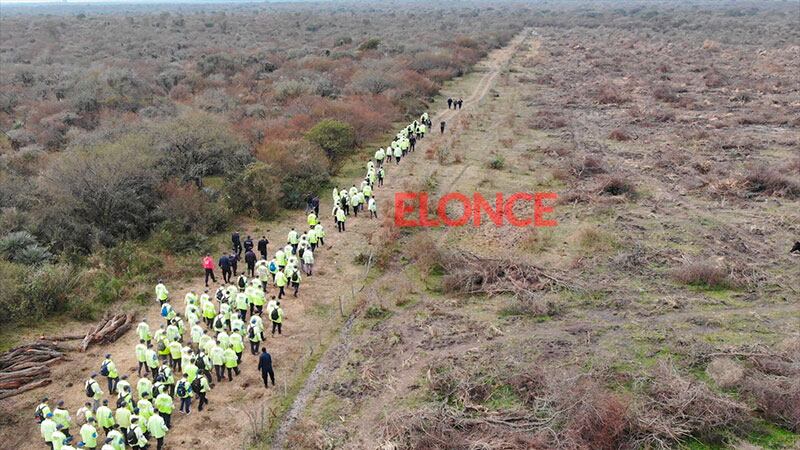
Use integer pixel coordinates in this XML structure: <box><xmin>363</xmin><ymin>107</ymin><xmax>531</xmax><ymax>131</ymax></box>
<box><xmin>270</xmin><ymin>29</ymin><xmax>530</xmax><ymax>450</ymax></box>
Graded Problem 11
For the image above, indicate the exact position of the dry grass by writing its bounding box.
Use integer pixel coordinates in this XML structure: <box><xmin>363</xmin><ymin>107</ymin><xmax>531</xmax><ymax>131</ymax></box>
<box><xmin>598</xmin><ymin>175</ymin><xmax>636</xmax><ymax>197</ymax></box>
<box><xmin>706</xmin><ymin>358</ymin><xmax>745</xmax><ymax>389</ymax></box>
<box><xmin>744</xmin><ymin>165</ymin><xmax>800</xmax><ymax>198</ymax></box>
<box><xmin>671</xmin><ymin>261</ymin><xmax>733</xmax><ymax>290</ymax></box>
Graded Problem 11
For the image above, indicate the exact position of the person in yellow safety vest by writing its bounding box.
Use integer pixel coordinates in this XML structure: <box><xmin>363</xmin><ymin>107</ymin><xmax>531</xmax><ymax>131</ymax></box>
<box><xmin>136</xmin><ymin>376</ymin><xmax>152</xmax><ymax>401</ymax></box>
<box><xmin>287</xmin><ymin>227</ymin><xmax>299</xmax><ymax>253</ymax></box>
<box><xmin>201</xmin><ymin>299</ymin><xmax>216</xmax><ymax>328</ymax></box>
<box><xmin>335</xmin><ymin>207</ymin><xmax>346</xmax><ymax>232</ymax></box>
<box><xmin>231</xmin><ymin>315</ymin><xmax>245</xmax><ymax>337</ymax></box>
<box><xmin>136</xmin><ymin>394</ymin><xmax>154</xmax><ymax>423</ymax></box>
<box><xmin>307</xmin><ymin>212</ymin><xmax>318</xmax><ymax>227</ymax></box>
<box><xmin>247</xmin><ymin>322</ymin><xmax>263</xmax><ymax>355</ymax></box>
<box><xmin>332</xmin><ymin>187</ymin><xmax>339</xmax><ymax>202</ymax></box>
<box><xmin>290</xmin><ymin>270</ymin><xmax>302</xmax><ymax>297</ymax></box>
<box><xmin>147</xmin><ymin>408</ymin><xmax>168</xmax><ymax>450</ymax></box>
<box><xmin>275</xmin><ymin>269</ymin><xmax>288</xmax><ymax>299</ymax></box>
<box><xmin>175</xmin><ymin>373</ymin><xmax>192</xmax><ymax>414</ymax></box>
<box><xmin>375</xmin><ymin>147</ymin><xmax>386</xmax><ymax>167</ymax></box>
<box><xmin>112</xmin><ymin>404</ymin><xmax>129</xmax><ymax>439</ymax></box>
<box><xmin>302</xmin><ymin>247</ymin><xmax>314</xmax><ymax>276</ymax></box>
<box><xmin>223</xmin><ymin>347</ymin><xmax>240</xmax><ymax>381</ymax></box>
<box><xmin>195</xmin><ymin>372</ymin><xmax>211</xmax><ymax>411</ymax></box>
<box><xmin>41</xmin><ymin>412</ymin><xmax>57</xmax><ymax>446</ymax></box>
<box><xmin>210</xmin><ymin>344</ymin><xmax>225</xmax><ymax>382</ymax></box>
<box><xmin>131</xmin><ymin>339</ymin><xmax>148</xmax><ymax>376</ymax></box>
<box><xmin>107</xmin><ymin>425</ymin><xmax>125</xmax><ymax>450</ymax></box>
<box><xmin>158</xmin><ymin>364</ymin><xmax>175</xmax><ymax>397</ymax></box>
<box><xmin>252</xmin><ymin>287</ymin><xmax>266</xmax><ymax>316</ymax></box>
<box><xmin>185</xmin><ymin>291</ymin><xmax>198</xmax><ymax>309</ymax></box>
<box><xmin>101</xmin><ymin>354</ymin><xmax>119</xmax><ymax>393</ymax></box>
<box><xmin>62</xmin><ymin>438</ymin><xmax>77</xmax><ymax>450</ymax></box>
<box><xmin>368</xmin><ymin>196</ymin><xmax>378</xmax><ymax>219</ymax></box>
<box><xmin>35</xmin><ymin>397</ymin><xmax>51</xmax><ymax>424</ymax></box>
<box><xmin>340</xmin><ymin>190</ymin><xmax>350</xmax><ymax>216</ymax></box>
<box><xmin>154</xmin><ymin>388</ymin><xmax>173</xmax><ymax>428</ymax></box>
<box><xmin>305</xmin><ymin>227</ymin><xmax>317</xmax><ymax>252</ymax></box>
<box><xmin>230</xmin><ymin>331</ymin><xmax>244</xmax><ymax>363</ymax></box>
<box><xmin>77</xmin><ymin>402</ymin><xmax>94</xmax><ymax>426</ymax></box>
<box><xmin>85</xmin><ymin>375</ymin><xmax>103</xmax><ymax>411</ymax></box>
<box><xmin>51</xmin><ymin>401</ymin><xmax>71</xmax><ymax>437</ymax></box>
<box><xmin>155</xmin><ymin>280</ymin><xmax>168</xmax><ymax>305</ymax></box>
<box><xmin>217</xmin><ymin>330</ymin><xmax>230</xmax><ymax>350</ymax></box>
<box><xmin>165</xmin><ymin>322</ymin><xmax>179</xmax><ymax>343</ymax></box>
<box><xmin>311</xmin><ymin>224</ymin><xmax>324</xmax><ymax>249</ymax></box>
<box><xmin>136</xmin><ymin>319</ymin><xmax>151</xmax><ymax>345</ymax></box>
<box><xmin>143</xmin><ymin>344</ymin><xmax>158</xmax><ymax>379</ymax></box>
<box><xmin>275</xmin><ymin>249</ymin><xmax>287</xmax><ymax>269</ymax></box>
<box><xmin>115</xmin><ymin>375</ymin><xmax>131</xmax><ymax>397</ymax></box>
<box><xmin>361</xmin><ymin>182</ymin><xmax>372</xmax><ymax>201</ymax></box>
<box><xmin>167</xmin><ymin>340</ymin><xmax>181</xmax><ymax>372</ymax></box>
<box><xmin>393</xmin><ymin>142</ymin><xmax>403</xmax><ymax>164</ymax></box>
<box><xmin>419</xmin><ymin>122</ymin><xmax>427</xmax><ymax>137</ymax></box>
<box><xmin>156</xmin><ymin>336</ymin><xmax>169</xmax><ymax>364</ymax></box>
<box><xmin>80</xmin><ymin>417</ymin><xmax>99</xmax><ymax>449</ymax></box>
<box><xmin>100</xmin><ymin>437</ymin><xmax>114</xmax><ymax>450</ymax></box>
<box><xmin>129</xmin><ymin>417</ymin><xmax>148</xmax><ymax>449</ymax></box>
<box><xmin>219</xmin><ymin>301</ymin><xmax>232</xmax><ymax>329</ymax></box>
<box><xmin>51</xmin><ymin>425</ymin><xmax>67</xmax><ymax>450</ymax></box>
<box><xmin>270</xmin><ymin>302</ymin><xmax>284</xmax><ymax>336</ymax></box>
<box><xmin>368</xmin><ymin>169</ymin><xmax>376</xmax><ymax>186</ymax></box>
<box><xmin>96</xmin><ymin>400</ymin><xmax>114</xmax><ymax>434</ymax></box>
<box><xmin>235</xmin><ymin>291</ymin><xmax>248</xmax><ymax>321</ymax></box>
<box><xmin>377</xmin><ymin>166</ymin><xmax>385</xmax><ymax>187</ymax></box>
<box><xmin>255</xmin><ymin>261</ymin><xmax>269</xmax><ymax>290</ymax></box>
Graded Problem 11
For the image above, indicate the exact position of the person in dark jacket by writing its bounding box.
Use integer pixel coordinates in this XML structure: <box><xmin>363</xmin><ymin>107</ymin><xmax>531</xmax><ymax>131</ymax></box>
<box><xmin>219</xmin><ymin>255</ymin><xmax>232</xmax><ymax>284</ymax></box>
<box><xmin>243</xmin><ymin>235</ymin><xmax>254</xmax><ymax>253</ymax></box>
<box><xmin>257</xmin><ymin>237</ymin><xmax>269</xmax><ymax>261</ymax></box>
<box><xmin>440</xmin><ymin>121</ymin><xmax>446</xmax><ymax>134</ymax></box>
<box><xmin>244</xmin><ymin>250</ymin><xmax>257</xmax><ymax>277</ymax></box>
<box><xmin>311</xmin><ymin>197</ymin><xmax>320</xmax><ymax>216</ymax></box>
<box><xmin>232</xmin><ymin>232</ymin><xmax>242</xmax><ymax>256</ymax></box>
<box><xmin>257</xmin><ymin>348</ymin><xmax>275</xmax><ymax>388</ymax></box>
<box><xmin>447</xmin><ymin>97</ymin><xmax>453</xmax><ymax>109</ymax></box>
<box><xmin>229</xmin><ymin>253</ymin><xmax>239</xmax><ymax>276</ymax></box>
<box><xmin>409</xmin><ymin>134</ymin><xmax>416</xmax><ymax>152</ymax></box>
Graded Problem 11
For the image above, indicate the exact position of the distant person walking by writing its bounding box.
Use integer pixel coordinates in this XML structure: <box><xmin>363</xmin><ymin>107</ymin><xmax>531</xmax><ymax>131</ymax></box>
<box><xmin>257</xmin><ymin>348</ymin><xmax>275</xmax><ymax>388</ymax></box>
<box><xmin>440</xmin><ymin>121</ymin><xmax>446</xmax><ymax>134</ymax></box>
<box><xmin>231</xmin><ymin>231</ymin><xmax>242</xmax><ymax>256</ymax></box>
<box><xmin>447</xmin><ymin>97</ymin><xmax>453</xmax><ymax>109</ymax></box>
<box><xmin>457</xmin><ymin>98</ymin><xmax>463</xmax><ymax>109</ymax></box>
<box><xmin>257</xmin><ymin>236</ymin><xmax>268</xmax><ymax>260</ymax></box>
<box><xmin>219</xmin><ymin>254</ymin><xmax>231</xmax><ymax>284</ymax></box>
<box><xmin>202</xmin><ymin>255</ymin><xmax>216</xmax><ymax>287</ymax></box>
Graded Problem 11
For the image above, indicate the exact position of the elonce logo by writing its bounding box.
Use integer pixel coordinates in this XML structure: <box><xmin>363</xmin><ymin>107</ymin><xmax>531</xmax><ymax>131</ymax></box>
<box><xmin>394</xmin><ymin>192</ymin><xmax>557</xmax><ymax>227</ymax></box>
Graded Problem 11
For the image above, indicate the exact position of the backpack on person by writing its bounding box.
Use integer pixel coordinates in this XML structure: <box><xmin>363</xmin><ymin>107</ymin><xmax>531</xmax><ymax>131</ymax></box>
<box><xmin>238</xmin><ymin>276</ymin><xmax>246</xmax><ymax>288</ymax></box>
<box><xmin>116</xmin><ymin>396</ymin><xmax>127</xmax><ymax>409</ymax></box>
<box><xmin>176</xmin><ymin>382</ymin><xmax>186</xmax><ymax>398</ymax></box>
<box><xmin>85</xmin><ymin>381</ymin><xmax>94</xmax><ymax>398</ymax></box>
<box><xmin>99</xmin><ymin>361</ymin><xmax>110</xmax><ymax>377</ymax></box>
<box><xmin>126</xmin><ymin>427</ymin><xmax>137</xmax><ymax>445</ymax></box>
<box><xmin>248</xmin><ymin>327</ymin><xmax>255</xmax><ymax>340</ymax></box>
<box><xmin>195</xmin><ymin>357</ymin><xmax>205</xmax><ymax>371</ymax></box>
<box><xmin>157</xmin><ymin>340</ymin><xmax>166</xmax><ymax>352</ymax></box>
<box><xmin>216</xmin><ymin>289</ymin><xmax>224</xmax><ymax>301</ymax></box>
<box><xmin>191</xmin><ymin>377</ymin><xmax>202</xmax><ymax>394</ymax></box>
<box><xmin>161</xmin><ymin>304</ymin><xmax>169</xmax><ymax>318</ymax></box>
<box><xmin>270</xmin><ymin>309</ymin><xmax>279</xmax><ymax>321</ymax></box>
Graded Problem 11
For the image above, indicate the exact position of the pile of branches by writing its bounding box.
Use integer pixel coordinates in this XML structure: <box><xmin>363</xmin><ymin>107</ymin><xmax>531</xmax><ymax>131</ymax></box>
<box><xmin>0</xmin><ymin>341</ymin><xmax>65</xmax><ymax>400</ymax></box>
<box><xmin>630</xmin><ymin>361</ymin><xmax>752</xmax><ymax>449</ymax></box>
<box><xmin>81</xmin><ymin>313</ymin><xmax>135</xmax><ymax>352</ymax></box>
<box><xmin>441</xmin><ymin>251</ymin><xmax>579</xmax><ymax>297</ymax></box>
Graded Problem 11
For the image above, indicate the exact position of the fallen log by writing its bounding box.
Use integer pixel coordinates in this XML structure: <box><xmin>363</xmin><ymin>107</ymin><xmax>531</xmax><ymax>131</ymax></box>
<box><xmin>80</xmin><ymin>313</ymin><xmax>135</xmax><ymax>352</ymax></box>
<box><xmin>0</xmin><ymin>378</ymin><xmax>52</xmax><ymax>400</ymax></box>
<box><xmin>0</xmin><ymin>342</ymin><xmax>64</xmax><ymax>371</ymax></box>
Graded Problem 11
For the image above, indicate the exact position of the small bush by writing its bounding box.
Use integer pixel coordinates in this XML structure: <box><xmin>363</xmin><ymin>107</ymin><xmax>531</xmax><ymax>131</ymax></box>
<box><xmin>706</xmin><ymin>358</ymin><xmax>745</xmax><ymax>389</ymax></box>
<box><xmin>595</xmin><ymin>83</ymin><xmax>629</xmax><ymax>104</ymax></box>
<box><xmin>489</xmin><ymin>155</ymin><xmax>505</xmax><ymax>170</ymax></box>
<box><xmin>357</xmin><ymin>38</ymin><xmax>381</xmax><ymax>51</ymax></box>
<box><xmin>364</xmin><ymin>305</ymin><xmax>391</xmax><ymax>319</ymax></box>
<box><xmin>672</xmin><ymin>261</ymin><xmax>732</xmax><ymax>290</ymax></box>
<box><xmin>599</xmin><ymin>176</ymin><xmax>636</xmax><ymax>197</ymax></box>
<box><xmin>744</xmin><ymin>166</ymin><xmax>800</xmax><ymax>198</ymax></box>
<box><xmin>305</xmin><ymin>119</ymin><xmax>357</xmax><ymax>163</ymax></box>
<box><xmin>608</xmin><ymin>129</ymin><xmax>633</xmax><ymax>141</ymax></box>
<box><xmin>570</xmin><ymin>156</ymin><xmax>606</xmax><ymax>178</ymax></box>
<box><xmin>740</xmin><ymin>374</ymin><xmax>800</xmax><ymax>431</ymax></box>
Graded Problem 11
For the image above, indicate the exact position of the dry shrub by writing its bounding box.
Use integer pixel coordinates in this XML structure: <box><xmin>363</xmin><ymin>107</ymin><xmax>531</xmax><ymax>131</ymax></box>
<box><xmin>598</xmin><ymin>175</ymin><xmax>636</xmax><ymax>197</ymax></box>
<box><xmin>569</xmin><ymin>156</ymin><xmax>606</xmax><ymax>178</ymax></box>
<box><xmin>706</xmin><ymin>358</ymin><xmax>745</xmax><ymax>389</ymax></box>
<box><xmin>740</xmin><ymin>374</ymin><xmax>800</xmax><ymax>431</ymax></box>
<box><xmin>558</xmin><ymin>190</ymin><xmax>591</xmax><ymax>204</ymax></box>
<box><xmin>744</xmin><ymin>165</ymin><xmax>800</xmax><ymax>198</ymax></box>
<box><xmin>671</xmin><ymin>261</ymin><xmax>732</xmax><ymax>289</ymax></box>
<box><xmin>783</xmin><ymin>157</ymin><xmax>800</xmax><ymax>175</ymax></box>
<box><xmin>528</xmin><ymin>111</ymin><xmax>568</xmax><ymax>130</ymax></box>
<box><xmin>652</xmin><ymin>85</ymin><xmax>679</xmax><ymax>103</ymax></box>
<box><xmin>551</xmin><ymin>168</ymin><xmax>570</xmax><ymax>182</ymax></box>
<box><xmin>594</xmin><ymin>82</ymin><xmax>629</xmax><ymax>104</ymax></box>
<box><xmin>631</xmin><ymin>361</ymin><xmax>752</xmax><ymax>447</ymax></box>
<box><xmin>563</xmin><ymin>390</ymin><xmax>630</xmax><ymax>450</ymax></box>
<box><xmin>404</xmin><ymin>232</ymin><xmax>442</xmax><ymax>275</ymax></box>
<box><xmin>608</xmin><ymin>129</ymin><xmax>633</xmax><ymax>141</ymax></box>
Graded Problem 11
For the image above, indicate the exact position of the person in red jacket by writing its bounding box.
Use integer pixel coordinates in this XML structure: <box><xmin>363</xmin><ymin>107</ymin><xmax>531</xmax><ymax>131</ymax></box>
<box><xmin>202</xmin><ymin>255</ymin><xmax>217</xmax><ymax>287</ymax></box>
